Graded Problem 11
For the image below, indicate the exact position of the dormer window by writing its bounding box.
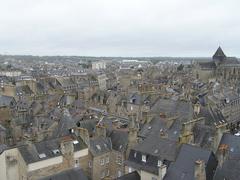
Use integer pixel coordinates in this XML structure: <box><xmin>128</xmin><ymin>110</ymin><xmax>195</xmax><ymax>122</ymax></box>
<box><xmin>134</xmin><ymin>152</ymin><xmax>137</xmax><ymax>158</ymax></box>
<box><xmin>52</xmin><ymin>149</ymin><xmax>60</xmax><ymax>155</ymax></box>
<box><xmin>39</xmin><ymin>153</ymin><xmax>46</xmax><ymax>159</ymax></box>
<box><xmin>142</xmin><ymin>155</ymin><xmax>146</xmax><ymax>162</ymax></box>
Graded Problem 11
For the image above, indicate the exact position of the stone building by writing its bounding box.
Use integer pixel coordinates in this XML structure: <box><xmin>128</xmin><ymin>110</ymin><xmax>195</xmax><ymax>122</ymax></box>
<box><xmin>0</xmin><ymin>134</ymin><xmax>88</xmax><ymax>180</ymax></box>
<box><xmin>194</xmin><ymin>47</ymin><xmax>240</xmax><ymax>82</ymax></box>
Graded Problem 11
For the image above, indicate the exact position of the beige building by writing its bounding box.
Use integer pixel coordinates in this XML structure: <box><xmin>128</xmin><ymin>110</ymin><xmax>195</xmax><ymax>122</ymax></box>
<box><xmin>0</xmin><ymin>135</ymin><xmax>88</xmax><ymax>180</ymax></box>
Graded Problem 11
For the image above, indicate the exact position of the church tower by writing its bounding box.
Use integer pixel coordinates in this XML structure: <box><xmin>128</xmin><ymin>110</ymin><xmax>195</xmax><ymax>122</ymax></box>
<box><xmin>213</xmin><ymin>46</ymin><xmax>227</xmax><ymax>65</ymax></box>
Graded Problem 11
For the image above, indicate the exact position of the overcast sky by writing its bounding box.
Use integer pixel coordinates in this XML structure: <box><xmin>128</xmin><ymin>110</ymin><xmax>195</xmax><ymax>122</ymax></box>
<box><xmin>0</xmin><ymin>0</ymin><xmax>240</xmax><ymax>57</ymax></box>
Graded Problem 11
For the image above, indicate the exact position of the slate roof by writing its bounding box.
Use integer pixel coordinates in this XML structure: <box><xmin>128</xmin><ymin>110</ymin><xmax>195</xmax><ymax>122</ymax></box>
<box><xmin>151</xmin><ymin>98</ymin><xmax>193</xmax><ymax>121</ymax></box>
<box><xmin>198</xmin><ymin>61</ymin><xmax>216</xmax><ymax>70</ymax></box>
<box><xmin>0</xmin><ymin>95</ymin><xmax>15</xmax><ymax>107</ymax></box>
<box><xmin>134</xmin><ymin>135</ymin><xmax>178</xmax><ymax>162</ymax></box>
<box><xmin>39</xmin><ymin>168</ymin><xmax>88</xmax><ymax>180</ymax></box>
<box><xmin>213</xmin><ymin>133</ymin><xmax>240</xmax><ymax>180</ymax></box>
<box><xmin>16</xmin><ymin>85</ymin><xmax>33</xmax><ymax>95</ymax></box>
<box><xmin>110</xmin><ymin>130</ymin><xmax>128</xmax><ymax>152</ymax></box>
<box><xmin>0</xmin><ymin>144</ymin><xmax>7</xmax><ymax>154</ymax></box>
<box><xmin>52</xmin><ymin>109</ymin><xmax>76</xmax><ymax>138</ymax></box>
<box><xmin>138</xmin><ymin>116</ymin><xmax>179</xmax><ymax>141</ymax></box>
<box><xmin>197</xmin><ymin>105</ymin><xmax>226</xmax><ymax>126</ymax></box>
<box><xmin>193</xmin><ymin>123</ymin><xmax>215</xmax><ymax>150</ymax></box>
<box><xmin>213</xmin><ymin>47</ymin><xmax>226</xmax><ymax>60</ymax></box>
<box><xmin>148</xmin><ymin>99</ymin><xmax>193</xmax><ymax>140</ymax></box>
<box><xmin>89</xmin><ymin>137</ymin><xmax>112</xmax><ymax>156</ymax></box>
<box><xmin>125</xmin><ymin>135</ymin><xmax>178</xmax><ymax>175</ymax></box>
<box><xmin>18</xmin><ymin>135</ymin><xmax>87</xmax><ymax>164</ymax></box>
<box><xmin>77</xmin><ymin>118</ymin><xmax>98</xmax><ymax>137</ymax></box>
<box><xmin>128</xmin><ymin>93</ymin><xmax>156</xmax><ymax>106</ymax></box>
<box><xmin>164</xmin><ymin>144</ymin><xmax>218</xmax><ymax>180</ymax></box>
<box><xmin>56</xmin><ymin>77</ymin><xmax>75</xmax><ymax>88</ymax></box>
<box><xmin>116</xmin><ymin>171</ymin><xmax>140</xmax><ymax>180</ymax></box>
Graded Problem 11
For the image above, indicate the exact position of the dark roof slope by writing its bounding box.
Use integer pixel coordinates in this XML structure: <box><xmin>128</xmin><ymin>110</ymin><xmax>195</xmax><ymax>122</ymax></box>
<box><xmin>39</xmin><ymin>168</ymin><xmax>88</xmax><ymax>180</ymax></box>
<box><xmin>116</xmin><ymin>171</ymin><xmax>140</xmax><ymax>180</ymax></box>
<box><xmin>110</xmin><ymin>130</ymin><xmax>128</xmax><ymax>152</ymax></box>
<box><xmin>213</xmin><ymin>133</ymin><xmax>240</xmax><ymax>180</ymax></box>
<box><xmin>125</xmin><ymin>135</ymin><xmax>178</xmax><ymax>175</ymax></box>
<box><xmin>89</xmin><ymin>137</ymin><xmax>112</xmax><ymax>156</ymax></box>
<box><xmin>213</xmin><ymin>47</ymin><xmax>226</xmax><ymax>60</ymax></box>
<box><xmin>18</xmin><ymin>135</ymin><xmax>87</xmax><ymax>164</ymax></box>
<box><xmin>164</xmin><ymin>144</ymin><xmax>218</xmax><ymax>180</ymax></box>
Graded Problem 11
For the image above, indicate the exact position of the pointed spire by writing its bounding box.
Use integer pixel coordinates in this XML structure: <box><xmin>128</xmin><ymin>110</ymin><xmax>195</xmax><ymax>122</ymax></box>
<box><xmin>213</xmin><ymin>46</ymin><xmax>227</xmax><ymax>61</ymax></box>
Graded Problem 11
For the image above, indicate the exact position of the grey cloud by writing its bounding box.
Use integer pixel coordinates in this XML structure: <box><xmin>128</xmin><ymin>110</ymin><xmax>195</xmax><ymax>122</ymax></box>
<box><xmin>0</xmin><ymin>0</ymin><xmax>240</xmax><ymax>57</ymax></box>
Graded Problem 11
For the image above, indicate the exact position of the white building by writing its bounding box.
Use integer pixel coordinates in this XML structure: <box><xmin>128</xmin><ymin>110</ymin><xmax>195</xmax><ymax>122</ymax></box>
<box><xmin>92</xmin><ymin>61</ymin><xmax>106</xmax><ymax>70</ymax></box>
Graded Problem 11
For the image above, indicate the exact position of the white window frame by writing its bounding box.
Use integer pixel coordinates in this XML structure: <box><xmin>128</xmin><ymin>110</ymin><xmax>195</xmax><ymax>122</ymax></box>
<box><xmin>106</xmin><ymin>169</ymin><xmax>110</xmax><ymax>176</ymax></box>
<box><xmin>134</xmin><ymin>152</ymin><xmax>137</xmax><ymax>158</ymax></box>
<box><xmin>117</xmin><ymin>170</ymin><xmax>122</xmax><ymax>177</ymax></box>
<box><xmin>74</xmin><ymin>159</ymin><xmax>79</xmax><ymax>167</ymax></box>
<box><xmin>142</xmin><ymin>155</ymin><xmax>146</xmax><ymax>162</ymax></box>
<box><xmin>158</xmin><ymin>160</ymin><xmax>162</xmax><ymax>167</ymax></box>
<box><xmin>100</xmin><ymin>158</ymin><xmax>105</xmax><ymax>165</ymax></box>
<box><xmin>88</xmin><ymin>161</ymin><xmax>92</xmax><ymax>168</ymax></box>
<box><xmin>106</xmin><ymin>156</ymin><xmax>110</xmax><ymax>164</ymax></box>
<box><xmin>116</xmin><ymin>154</ymin><xmax>122</xmax><ymax>165</ymax></box>
<box><xmin>129</xmin><ymin>167</ymin><xmax>132</xmax><ymax>173</ymax></box>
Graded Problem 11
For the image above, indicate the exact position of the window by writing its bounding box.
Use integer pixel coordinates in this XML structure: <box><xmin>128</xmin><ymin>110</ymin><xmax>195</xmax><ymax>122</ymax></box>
<box><xmin>101</xmin><ymin>170</ymin><xmax>105</xmax><ymax>179</ymax></box>
<box><xmin>106</xmin><ymin>156</ymin><xmax>109</xmax><ymax>164</ymax></box>
<box><xmin>106</xmin><ymin>169</ymin><xmax>110</xmax><ymax>176</ymax></box>
<box><xmin>142</xmin><ymin>155</ymin><xmax>146</xmax><ymax>162</ymax></box>
<box><xmin>117</xmin><ymin>170</ymin><xmax>122</xmax><ymax>177</ymax></box>
<box><xmin>129</xmin><ymin>167</ymin><xmax>132</xmax><ymax>173</ymax></box>
<box><xmin>88</xmin><ymin>161</ymin><xmax>92</xmax><ymax>168</ymax></box>
<box><xmin>134</xmin><ymin>152</ymin><xmax>137</xmax><ymax>158</ymax></box>
<box><xmin>158</xmin><ymin>160</ymin><xmax>162</xmax><ymax>167</ymax></box>
<box><xmin>100</xmin><ymin>158</ymin><xmax>105</xmax><ymax>165</ymax></box>
<box><xmin>38</xmin><ymin>153</ymin><xmax>46</xmax><ymax>159</ymax></box>
<box><xmin>116</xmin><ymin>154</ymin><xmax>122</xmax><ymax>165</ymax></box>
<box><xmin>75</xmin><ymin>159</ymin><xmax>79</xmax><ymax>167</ymax></box>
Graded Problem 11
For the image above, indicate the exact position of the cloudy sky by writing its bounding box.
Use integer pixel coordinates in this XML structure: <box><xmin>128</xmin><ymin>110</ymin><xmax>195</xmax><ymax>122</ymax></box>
<box><xmin>0</xmin><ymin>0</ymin><xmax>240</xmax><ymax>57</ymax></box>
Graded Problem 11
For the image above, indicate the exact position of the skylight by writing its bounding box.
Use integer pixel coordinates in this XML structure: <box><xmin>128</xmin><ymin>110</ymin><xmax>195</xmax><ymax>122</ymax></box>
<box><xmin>39</xmin><ymin>153</ymin><xmax>46</xmax><ymax>159</ymax></box>
<box><xmin>96</xmin><ymin>145</ymin><xmax>101</xmax><ymax>150</ymax></box>
<box><xmin>73</xmin><ymin>140</ymin><xmax>79</xmax><ymax>145</ymax></box>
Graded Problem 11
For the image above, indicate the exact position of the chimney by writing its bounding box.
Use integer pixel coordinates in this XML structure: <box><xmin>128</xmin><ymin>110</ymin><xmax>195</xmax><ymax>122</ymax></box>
<box><xmin>95</xmin><ymin>124</ymin><xmax>106</xmax><ymax>138</ymax></box>
<box><xmin>60</xmin><ymin>137</ymin><xmax>74</xmax><ymax>155</ymax></box>
<box><xmin>126</xmin><ymin>127</ymin><xmax>138</xmax><ymax>158</ymax></box>
<box><xmin>74</xmin><ymin>127</ymin><xmax>90</xmax><ymax>146</ymax></box>
<box><xmin>218</xmin><ymin>144</ymin><xmax>229</xmax><ymax>168</ymax></box>
<box><xmin>158</xmin><ymin>164</ymin><xmax>167</xmax><ymax>180</ymax></box>
<box><xmin>214</xmin><ymin>124</ymin><xmax>228</xmax><ymax>152</ymax></box>
<box><xmin>194</xmin><ymin>160</ymin><xmax>206</xmax><ymax>180</ymax></box>
<box><xmin>194</xmin><ymin>103</ymin><xmax>201</xmax><ymax>115</ymax></box>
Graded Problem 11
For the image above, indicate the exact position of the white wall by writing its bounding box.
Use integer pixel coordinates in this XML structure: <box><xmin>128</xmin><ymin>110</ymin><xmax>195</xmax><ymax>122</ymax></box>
<box><xmin>74</xmin><ymin>148</ymin><xmax>88</xmax><ymax>159</ymax></box>
<box><xmin>28</xmin><ymin>156</ymin><xmax>63</xmax><ymax>172</ymax></box>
